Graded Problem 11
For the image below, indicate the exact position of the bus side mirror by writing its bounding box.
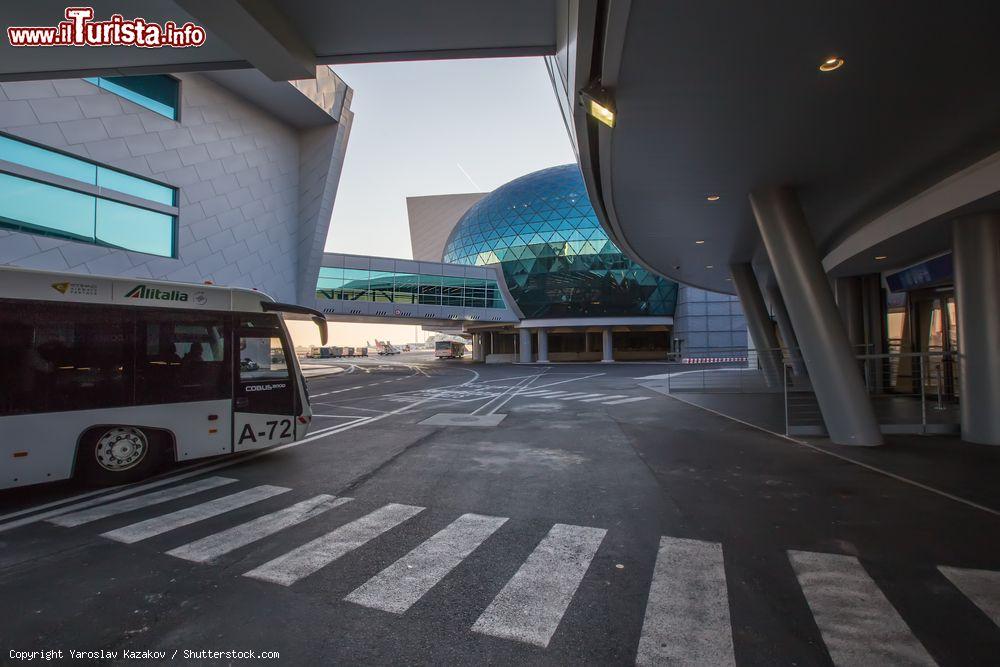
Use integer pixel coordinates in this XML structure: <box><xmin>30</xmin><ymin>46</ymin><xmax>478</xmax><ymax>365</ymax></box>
<box><xmin>313</xmin><ymin>316</ymin><xmax>328</xmax><ymax>345</ymax></box>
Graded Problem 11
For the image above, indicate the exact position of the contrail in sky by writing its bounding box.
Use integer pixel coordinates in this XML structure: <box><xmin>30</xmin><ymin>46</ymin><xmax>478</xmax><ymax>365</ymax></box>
<box><xmin>456</xmin><ymin>162</ymin><xmax>482</xmax><ymax>191</ymax></box>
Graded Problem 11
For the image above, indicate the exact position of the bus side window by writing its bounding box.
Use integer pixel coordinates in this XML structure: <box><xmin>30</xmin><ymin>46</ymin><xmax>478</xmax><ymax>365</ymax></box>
<box><xmin>0</xmin><ymin>302</ymin><xmax>131</xmax><ymax>415</ymax></box>
<box><xmin>136</xmin><ymin>310</ymin><xmax>231</xmax><ymax>405</ymax></box>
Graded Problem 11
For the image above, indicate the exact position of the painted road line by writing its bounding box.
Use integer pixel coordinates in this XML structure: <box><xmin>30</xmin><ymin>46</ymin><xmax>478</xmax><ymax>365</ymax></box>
<box><xmin>579</xmin><ymin>394</ymin><xmax>626</xmax><ymax>402</ymax></box>
<box><xmin>48</xmin><ymin>477</ymin><xmax>238</xmax><ymax>528</ymax></box>
<box><xmin>602</xmin><ymin>396</ymin><xmax>652</xmax><ymax>405</ymax></box>
<box><xmin>558</xmin><ymin>393</ymin><xmax>605</xmax><ymax>401</ymax></box>
<box><xmin>939</xmin><ymin>565</ymin><xmax>1000</xmax><ymax>628</ymax></box>
<box><xmin>101</xmin><ymin>486</ymin><xmax>290</xmax><ymax>544</ymax></box>
<box><xmin>636</xmin><ymin>537</ymin><xmax>735</xmax><ymax>666</ymax></box>
<box><xmin>788</xmin><ymin>550</ymin><xmax>936</xmax><ymax>666</ymax></box>
<box><xmin>346</xmin><ymin>513</ymin><xmax>508</xmax><ymax>614</ymax></box>
<box><xmin>244</xmin><ymin>503</ymin><xmax>425</xmax><ymax>586</ymax></box>
<box><xmin>518</xmin><ymin>390</ymin><xmax>572</xmax><ymax>398</ymax></box>
<box><xmin>549</xmin><ymin>392</ymin><xmax>592</xmax><ymax>400</ymax></box>
<box><xmin>472</xmin><ymin>523</ymin><xmax>606</xmax><ymax>647</ymax></box>
<box><xmin>167</xmin><ymin>495</ymin><xmax>353</xmax><ymax>563</ymax></box>
<box><xmin>0</xmin><ymin>367</ymin><xmax>479</xmax><ymax>534</ymax></box>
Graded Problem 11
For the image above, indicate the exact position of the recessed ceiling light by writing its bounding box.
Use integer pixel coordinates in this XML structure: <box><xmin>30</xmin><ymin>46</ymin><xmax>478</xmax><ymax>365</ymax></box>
<box><xmin>705</xmin><ymin>265</ymin><xmax>714</xmax><ymax>269</ymax></box>
<box><xmin>695</xmin><ymin>239</ymin><xmax>705</xmax><ymax>244</ymax></box>
<box><xmin>875</xmin><ymin>255</ymin><xmax>887</xmax><ymax>260</ymax></box>
<box><xmin>706</xmin><ymin>194</ymin><xmax>721</xmax><ymax>202</ymax></box>
<box><xmin>819</xmin><ymin>56</ymin><xmax>845</xmax><ymax>72</ymax></box>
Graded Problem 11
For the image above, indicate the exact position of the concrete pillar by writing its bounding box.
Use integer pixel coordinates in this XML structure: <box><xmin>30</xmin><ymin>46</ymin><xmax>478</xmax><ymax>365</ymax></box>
<box><xmin>537</xmin><ymin>328</ymin><xmax>549</xmax><ymax>363</ymax></box>
<box><xmin>952</xmin><ymin>213</ymin><xmax>1000</xmax><ymax>445</ymax></box>
<box><xmin>749</xmin><ymin>186</ymin><xmax>882</xmax><ymax>446</ymax></box>
<box><xmin>766</xmin><ymin>283</ymin><xmax>807</xmax><ymax>377</ymax></box>
<box><xmin>835</xmin><ymin>276</ymin><xmax>865</xmax><ymax>351</ymax></box>
<box><xmin>730</xmin><ymin>263</ymin><xmax>782</xmax><ymax>387</ymax></box>
<box><xmin>601</xmin><ymin>327</ymin><xmax>614</xmax><ymax>362</ymax></box>
<box><xmin>584</xmin><ymin>331</ymin><xmax>592</xmax><ymax>353</ymax></box>
<box><xmin>472</xmin><ymin>334</ymin><xmax>485</xmax><ymax>362</ymax></box>
<box><xmin>518</xmin><ymin>328</ymin><xmax>532</xmax><ymax>363</ymax></box>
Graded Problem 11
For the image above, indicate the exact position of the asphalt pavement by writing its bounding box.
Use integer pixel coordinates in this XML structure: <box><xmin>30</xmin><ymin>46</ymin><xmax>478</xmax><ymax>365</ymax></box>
<box><xmin>2</xmin><ymin>353</ymin><xmax>999</xmax><ymax>665</ymax></box>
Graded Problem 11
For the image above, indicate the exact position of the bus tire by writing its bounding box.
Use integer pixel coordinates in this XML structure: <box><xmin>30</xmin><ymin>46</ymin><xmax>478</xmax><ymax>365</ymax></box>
<box><xmin>77</xmin><ymin>426</ymin><xmax>163</xmax><ymax>485</ymax></box>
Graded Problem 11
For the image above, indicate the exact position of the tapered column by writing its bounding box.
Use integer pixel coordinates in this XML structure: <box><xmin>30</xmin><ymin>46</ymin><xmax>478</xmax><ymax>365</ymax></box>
<box><xmin>749</xmin><ymin>187</ymin><xmax>882</xmax><ymax>446</ymax></box>
<box><xmin>730</xmin><ymin>263</ymin><xmax>782</xmax><ymax>387</ymax></box>
<box><xmin>766</xmin><ymin>284</ymin><xmax>806</xmax><ymax>377</ymax></box>
<box><xmin>537</xmin><ymin>328</ymin><xmax>549</xmax><ymax>363</ymax></box>
<box><xmin>601</xmin><ymin>327</ymin><xmax>614</xmax><ymax>362</ymax></box>
<box><xmin>472</xmin><ymin>334</ymin><xmax>485</xmax><ymax>362</ymax></box>
<box><xmin>518</xmin><ymin>328</ymin><xmax>532</xmax><ymax>363</ymax></box>
<box><xmin>952</xmin><ymin>213</ymin><xmax>1000</xmax><ymax>444</ymax></box>
<box><xmin>835</xmin><ymin>277</ymin><xmax>865</xmax><ymax>351</ymax></box>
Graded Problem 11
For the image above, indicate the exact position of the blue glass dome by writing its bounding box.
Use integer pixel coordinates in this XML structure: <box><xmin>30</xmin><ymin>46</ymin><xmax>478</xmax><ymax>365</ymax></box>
<box><xmin>443</xmin><ymin>164</ymin><xmax>677</xmax><ymax>318</ymax></box>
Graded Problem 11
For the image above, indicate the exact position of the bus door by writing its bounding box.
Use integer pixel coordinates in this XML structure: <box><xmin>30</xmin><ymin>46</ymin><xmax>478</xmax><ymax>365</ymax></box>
<box><xmin>233</xmin><ymin>314</ymin><xmax>297</xmax><ymax>452</ymax></box>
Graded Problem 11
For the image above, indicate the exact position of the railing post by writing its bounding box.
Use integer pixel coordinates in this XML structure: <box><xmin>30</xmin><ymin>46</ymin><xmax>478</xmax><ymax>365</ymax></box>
<box><xmin>920</xmin><ymin>355</ymin><xmax>927</xmax><ymax>433</ymax></box>
<box><xmin>784</xmin><ymin>363</ymin><xmax>790</xmax><ymax>435</ymax></box>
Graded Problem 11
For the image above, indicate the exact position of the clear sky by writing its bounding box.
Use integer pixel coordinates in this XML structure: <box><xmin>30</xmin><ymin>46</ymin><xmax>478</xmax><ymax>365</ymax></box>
<box><xmin>287</xmin><ymin>57</ymin><xmax>576</xmax><ymax>348</ymax></box>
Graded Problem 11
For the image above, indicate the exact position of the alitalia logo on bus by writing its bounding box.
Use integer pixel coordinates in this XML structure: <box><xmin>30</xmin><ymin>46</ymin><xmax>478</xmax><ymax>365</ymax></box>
<box><xmin>124</xmin><ymin>284</ymin><xmax>189</xmax><ymax>301</ymax></box>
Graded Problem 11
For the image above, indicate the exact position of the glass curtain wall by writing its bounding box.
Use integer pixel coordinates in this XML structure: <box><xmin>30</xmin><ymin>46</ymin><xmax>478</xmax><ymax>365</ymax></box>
<box><xmin>316</xmin><ymin>268</ymin><xmax>506</xmax><ymax>309</ymax></box>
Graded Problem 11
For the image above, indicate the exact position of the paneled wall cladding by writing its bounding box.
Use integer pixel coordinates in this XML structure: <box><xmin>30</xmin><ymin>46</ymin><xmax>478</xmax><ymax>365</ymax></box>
<box><xmin>442</xmin><ymin>164</ymin><xmax>677</xmax><ymax>318</ymax></box>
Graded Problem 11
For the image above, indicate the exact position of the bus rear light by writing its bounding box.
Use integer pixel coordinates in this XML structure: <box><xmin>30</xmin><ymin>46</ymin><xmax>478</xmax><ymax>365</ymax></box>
<box><xmin>13</xmin><ymin>451</ymin><xmax>27</xmax><ymax>458</ymax></box>
<box><xmin>207</xmin><ymin>414</ymin><xmax>218</xmax><ymax>421</ymax></box>
<box><xmin>297</xmin><ymin>416</ymin><xmax>309</xmax><ymax>424</ymax></box>
<box><xmin>208</xmin><ymin>428</ymin><xmax>218</xmax><ymax>434</ymax></box>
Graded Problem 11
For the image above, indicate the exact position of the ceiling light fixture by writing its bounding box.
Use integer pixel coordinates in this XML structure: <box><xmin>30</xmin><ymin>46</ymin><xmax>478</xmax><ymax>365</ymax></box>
<box><xmin>579</xmin><ymin>82</ymin><xmax>616</xmax><ymax>128</ymax></box>
<box><xmin>705</xmin><ymin>265</ymin><xmax>714</xmax><ymax>269</ymax></box>
<box><xmin>706</xmin><ymin>194</ymin><xmax>721</xmax><ymax>202</ymax></box>
<box><xmin>819</xmin><ymin>56</ymin><xmax>845</xmax><ymax>72</ymax></box>
<box><xmin>875</xmin><ymin>255</ymin><xmax>887</xmax><ymax>260</ymax></box>
<box><xmin>695</xmin><ymin>239</ymin><xmax>705</xmax><ymax>244</ymax></box>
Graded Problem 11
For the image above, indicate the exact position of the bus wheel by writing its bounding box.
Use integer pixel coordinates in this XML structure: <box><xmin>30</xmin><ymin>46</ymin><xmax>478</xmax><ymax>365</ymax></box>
<box><xmin>79</xmin><ymin>426</ymin><xmax>161</xmax><ymax>485</ymax></box>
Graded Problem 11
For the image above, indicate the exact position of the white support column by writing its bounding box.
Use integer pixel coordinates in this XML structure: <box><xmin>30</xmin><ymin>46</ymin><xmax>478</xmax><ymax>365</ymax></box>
<box><xmin>952</xmin><ymin>213</ymin><xmax>1000</xmax><ymax>445</ymax></box>
<box><xmin>730</xmin><ymin>263</ymin><xmax>782</xmax><ymax>387</ymax></box>
<box><xmin>749</xmin><ymin>186</ymin><xmax>882</xmax><ymax>446</ymax></box>
<box><xmin>537</xmin><ymin>328</ymin><xmax>549</xmax><ymax>363</ymax></box>
<box><xmin>601</xmin><ymin>328</ymin><xmax>614</xmax><ymax>363</ymax></box>
<box><xmin>518</xmin><ymin>328</ymin><xmax>533</xmax><ymax>364</ymax></box>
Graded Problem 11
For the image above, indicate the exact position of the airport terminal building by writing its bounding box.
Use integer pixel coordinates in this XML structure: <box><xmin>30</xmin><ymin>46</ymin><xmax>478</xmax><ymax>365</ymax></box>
<box><xmin>405</xmin><ymin>164</ymin><xmax>746</xmax><ymax>363</ymax></box>
<box><xmin>0</xmin><ymin>67</ymin><xmax>352</xmax><ymax>305</ymax></box>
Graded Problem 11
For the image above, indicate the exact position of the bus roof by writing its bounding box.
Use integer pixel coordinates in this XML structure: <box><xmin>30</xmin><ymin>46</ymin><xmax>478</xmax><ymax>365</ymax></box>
<box><xmin>0</xmin><ymin>265</ymin><xmax>275</xmax><ymax>313</ymax></box>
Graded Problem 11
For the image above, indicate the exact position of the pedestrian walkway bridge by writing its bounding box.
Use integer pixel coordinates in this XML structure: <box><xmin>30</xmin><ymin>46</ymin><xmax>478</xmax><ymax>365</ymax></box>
<box><xmin>311</xmin><ymin>252</ymin><xmax>522</xmax><ymax>327</ymax></box>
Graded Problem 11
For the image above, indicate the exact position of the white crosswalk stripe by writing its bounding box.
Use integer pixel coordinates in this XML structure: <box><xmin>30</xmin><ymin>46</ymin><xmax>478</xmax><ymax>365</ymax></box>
<box><xmin>939</xmin><ymin>565</ymin><xmax>1000</xmax><ymax>628</ymax></box>
<box><xmin>602</xmin><ymin>396</ymin><xmax>652</xmax><ymax>405</ymax></box>
<box><xmin>518</xmin><ymin>390</ymin><xmax>572</xmax><ymax>397</ymax></box>
<box><xmin>166</xmin><ymin>495</ymin><xmax>353</xmax><ymax>563</ymax></box>
<box><xmin>637</xmin><ymin>537</ymin><xmax>735</xmax><ymax>666</ymax></box>
<box><xmin>579</xmin><ymin>394</ymin><xmax>626</xmax><ymax>402</ymax></box>
<box><xmin>243</xmin><ymin>503</ymin><xmax>425</xmax><ymax>586</ymax></box>
<box><xmin>101</xmin><ymin>485</ymin><xmax>290</xmax><ymax>544</ymax></box>
<box><xmin>346</xmin><ymin>513</ymin><xmax>508</xmax><ymax>614</ymax></box>
<box><xmin>557</xmin><ymin>393</ymin><xmax>605</xmax><ymax>401</ymax></box>
<box><xmin>43</xmin><ymin>475</ymin><xmax>1000</xmax><ymax>659</ymax></box>
<box><xmin>48</xmin><ymin>477</ymin><xmax>238</xmax><ymax>527</ymax></box>
<box><xmin>788</xmin><ymin>550</ymin><xmax>936</xmax><ymax>666</ymax></box>
<box><xmin>548</xmin><ymin>392</ymin><xmax>593</xmax><ymax>400</ymax></box>
<box><xmin>472</xmin><ymin>523</ymin><xmax>606</xmax><ymax>647</ymax></box>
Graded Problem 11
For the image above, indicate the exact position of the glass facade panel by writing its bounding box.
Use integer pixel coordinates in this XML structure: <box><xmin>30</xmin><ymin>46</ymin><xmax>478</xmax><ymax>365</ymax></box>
<box><xmin>314</xmin><ymin>268</ymin><xmax>508</xmax><ymax>310</ymax></box>
<box><xmin>95</xmin><ymin>199</ymin><xmax>175</xmax><ymax>257</ymax></box>
<box><xmin>442</xmin><ymin>164</ymin><xmax>677</xmax><ymax>318</ymax></box>
<box><xmin>341</xmin><ymin>269</ymin><xmax>370</xmax><ymax>301</ymax></box>
<box><xmin>0</xmin><ymin>134</ymin><xmax>178</xmax><ymax>257</ymax></box>
<box><xmin>393</xmin><ymin>273</ymin><xmax>418</xmax><ymax>304</ymax></box>
<box><xmin>85</xmin><ymin>75</ymin><xmax>179</xmax><ymax>120</ymax></box>
<box><xmin>0</xmin><ymin>173</ymin><xmax>96</xmax><ymax>241</ymax></box>
<box><xmin>97</xmin><ymin>167</ymin><xmax>174</xmax><ymax>206</ymax></box>
<box><xmin>369</xmin><ymin>270</ymin><xmax>395</xmax><ymax>302</ymax></box>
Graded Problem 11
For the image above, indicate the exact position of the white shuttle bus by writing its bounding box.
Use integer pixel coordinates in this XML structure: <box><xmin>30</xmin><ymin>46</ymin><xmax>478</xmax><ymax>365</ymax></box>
<box><xmin>0</xmin><ymin>266</ymin><xmax>328</xmax><ymax>489</ymax></box>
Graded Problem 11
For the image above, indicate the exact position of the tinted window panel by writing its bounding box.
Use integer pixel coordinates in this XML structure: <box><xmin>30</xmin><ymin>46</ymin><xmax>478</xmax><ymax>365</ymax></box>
<box><xmin>0</xmin><ymin>135</ymin><xmax>96</xmax><ymax>183</ymax></box>
<box><xmin>97</xmin><ymin>167</ymin><xmax>174</xmax><ymax>206</ymax></box>
<box><xmin>96</xmin><ymin>198</ymin><xmax>175</xmax><ymax>257</ymax></box>
<box><xmin>85</xmin><ymin>75</ymin><xmax>179</xmax><ymax>120</ymax></box>
<box><xmin>0</xmin><ymin>302</ymin><xmax>131</xmax><ymax>415</ymax></box>
<box><xmin>0</xmin><ymin>173</ymin><xmax>96</xmax><ymax>241</ymax></box>
<box><xmin>136</xmin><ymin>311</ymin><xmax>231</xmax><ymax>404</ymax></box>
